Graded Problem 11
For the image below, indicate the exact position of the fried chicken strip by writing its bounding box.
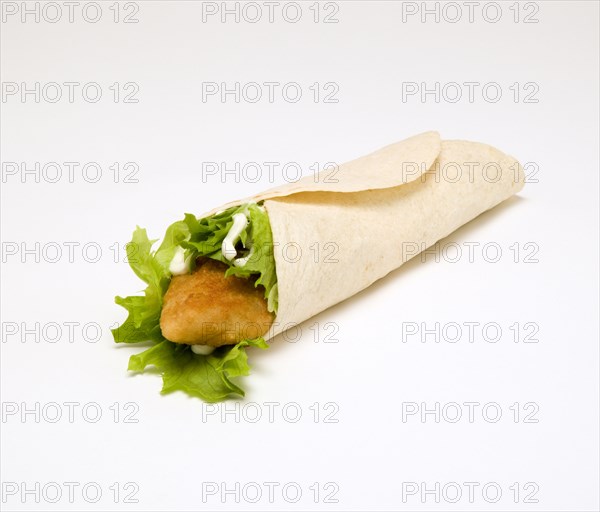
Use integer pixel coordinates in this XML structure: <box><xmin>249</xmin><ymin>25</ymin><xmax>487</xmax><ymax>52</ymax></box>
<box><xmin>160</xmin><ymin>258</ymin><xmax>274</xmax><ymax>347</ymax></box>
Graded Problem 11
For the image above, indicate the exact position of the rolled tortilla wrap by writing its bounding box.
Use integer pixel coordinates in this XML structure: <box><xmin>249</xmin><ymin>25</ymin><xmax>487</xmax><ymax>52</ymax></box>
<box><xmin>115</xmin><ymin>131</ymin><xmax>524</xmax><ymax>401</ymax></box>
<box><xmin>198</xmin><ymin>132</ymin><xmax>524</xmax><ymax>340</ymax></box>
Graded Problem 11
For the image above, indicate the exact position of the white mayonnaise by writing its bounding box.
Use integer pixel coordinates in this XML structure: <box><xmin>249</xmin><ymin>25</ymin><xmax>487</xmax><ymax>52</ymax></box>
<box><xmin>222</xmin><ymin>212</ymin><xmax>248</xmax><ymax>261</ymax></box>
<box><xmin>191</xmin><ymin>344</ymin><xmax>215</xmax><ymax>355</ymax></box>
<box><xmin>233</xmin><ymin>244</ymin><xmax>254</xmax><ymax>267</ymax></box>
<box><xmin>169</xmin><ymin>246</ymin><xmax>192</xmax><ymax>276</ymax></box>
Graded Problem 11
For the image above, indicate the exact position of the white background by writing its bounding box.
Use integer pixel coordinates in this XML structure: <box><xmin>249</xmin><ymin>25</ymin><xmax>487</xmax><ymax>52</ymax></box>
<box><xmin>1</xmin><ymin>1</ymin><xmax>599</xmax><ymax>511</ymax></box>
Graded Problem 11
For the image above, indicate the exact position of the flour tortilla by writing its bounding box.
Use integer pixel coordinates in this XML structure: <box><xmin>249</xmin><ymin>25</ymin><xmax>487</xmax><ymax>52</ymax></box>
<box><xmin>203</xmin><ymin>131</ymin><xmax>442</xmax><ymax>215</ymax></box>
<box><xmin>202</xmin><ymin>132</ymin><xmax>524</xmax><ymax>340</ymax></box>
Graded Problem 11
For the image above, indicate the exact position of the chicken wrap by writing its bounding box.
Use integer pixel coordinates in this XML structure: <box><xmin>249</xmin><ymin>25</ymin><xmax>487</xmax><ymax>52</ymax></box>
<box><xmin>112</xmin><ymin>131</ymin><xmax>524</xmax><ymax>401</ymax></box>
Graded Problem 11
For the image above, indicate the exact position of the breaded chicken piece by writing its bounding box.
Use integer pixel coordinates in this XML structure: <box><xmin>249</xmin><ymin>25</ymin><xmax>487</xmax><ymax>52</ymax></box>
<box><xmin>160</xmin><ymin>258</ymin><xmax>274</xmax><ymax>347</ymax></box>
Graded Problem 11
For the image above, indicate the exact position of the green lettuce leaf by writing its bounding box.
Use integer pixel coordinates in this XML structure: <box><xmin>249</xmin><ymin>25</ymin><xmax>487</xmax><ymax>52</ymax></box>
<box><xmin>112</xmin><ymin>203</ymin><xmax>277</xmax><ymax>401</ymax></box>
<box><xmin>112</xmin><ymin>227</ymin><xmax>170</xmax><ymax>344</ymax></box>
<box><xmin>223</xmin><ymin>204</ymin><xmax>278</xmax><ymax>312</ymax></box>
<box><xmin>128</xmin><ymin>338</ymin><xmax>268</xmax><ymax>402</ymax></box>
